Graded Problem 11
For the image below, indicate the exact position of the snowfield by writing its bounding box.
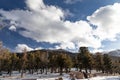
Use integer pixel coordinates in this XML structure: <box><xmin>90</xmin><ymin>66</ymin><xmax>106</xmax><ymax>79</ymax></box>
<box><xmin>0</xmin><ymin>71</ymin><xmax>120</xmax><ymax>80</ymax></box>
<box><xmin>0</xmin><ymin>75</ymin><xmax>120</xmax><ymax>80</ymax></box>
<box><xmin>30</xmin><ymin>76</ymin><xmax>120</xmax><ymax>80</ymax></box>
<box><xmin>87</xmin><ymin>76</ymin><xmax>120</xmax><ymax>80</ymax></box>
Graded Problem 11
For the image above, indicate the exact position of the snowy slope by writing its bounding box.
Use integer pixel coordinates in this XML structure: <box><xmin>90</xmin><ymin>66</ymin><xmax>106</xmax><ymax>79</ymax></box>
<box><xmin>108</xmin><ymin>49</ymin><xmax>120</xmax><ymax>57</ymax></box>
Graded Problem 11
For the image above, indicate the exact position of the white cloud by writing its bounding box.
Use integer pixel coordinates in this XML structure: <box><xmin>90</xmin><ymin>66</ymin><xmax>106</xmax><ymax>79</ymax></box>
<box><xmin>55</xmin><ymin>42</ymin><xmax>76</xmax><ymax>49</ymax></box>
<box><xmin>64</xmin><ymin>0</ymin><xmax>82</xmax><ymax>4</ymax></box>
<box><xmin>91</xmin><ymin>49</ymin><xmax>104</xmax><ymax>53</ymax></box>
<box><xmin>35</xmin><ymin>47</ymin><xmax>43</xmax><ymax>50</ymax></box>
<box><xmin>0</xmin><ymin>0</ymin><xmax>100</xmax><ymax>50</ymax></box>
<box><xmin>63</xmin><ymin>9</ymin><xmax>74</xmax><ymax>18</ymax></box>
<box><xmin>15</xmin><ymin>44</ymin><xmax>33</xmax><ymax>52</ymax></box>
<box><xmin>0</xmin><ymin>18</ymin><xmax>7</xmax><ymax>30</ymax></box>
<box><xmin>26</xmin><ymin>0</ymin><xmax>45</xmax><ymax>11</ymax></box>
<box><xmin>9</xmin><ymin>25</ymin><xmax>16</xmax><ymax>31</ymax></box>
<box><xmin>0</xmin><ymin>0</ymin><xmax>120</xmax><ymax>52</ymax></box>
<box><xmin>64</xmin><ymin>21</ymin><xmax>101</xmax><ymax>48</ymax></box>
<box><xmin>87</xmin><ymin>3</ymin><xmax>120</xmax><ymax>41</ymax></box>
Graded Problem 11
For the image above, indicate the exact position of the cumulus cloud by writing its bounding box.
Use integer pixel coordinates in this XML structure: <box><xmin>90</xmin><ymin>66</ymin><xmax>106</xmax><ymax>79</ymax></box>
<box><xmin>87</xmin><ymin>3</ymin><xmax>120</xmax><ymax>41</ymax></box>
<box><xmin>15</xmin><ymin>44</ymin><xmax>43</xmax><ymax>52</ymax></box>
<box><xmin>0</xmin><ymin>0</ymin><xmax>120</xmax><ymax>52</ymax></box>
<box><xmin>26</xmin><ymin>0</ymin><xmax>45</xmax><ymax>11</ymax></box>
<box><xmin>0</xmin><ymin>0</ymin><xmax>99</xmax><ymax>50</ymax></box>
<box><xmin>15</xmin><ymin>44</ymin><xmax>33</xmax><ymax>52</ymax></box>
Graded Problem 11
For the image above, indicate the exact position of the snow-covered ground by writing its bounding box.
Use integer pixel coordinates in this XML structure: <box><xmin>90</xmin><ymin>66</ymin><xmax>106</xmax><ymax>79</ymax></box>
<box><xmin>0</xmin><ymin>76</ymin><xmax>120</xmax><ymax>80</ymax></box>
<box><xmin>0</xmin><ymin>71</ymin><xmax>120</xmax><ymax>80</ymax></box>
<box><xmin>88</xmin><ymin>76</ymin><xmax>120</xmax><ymax>80</ymax></box>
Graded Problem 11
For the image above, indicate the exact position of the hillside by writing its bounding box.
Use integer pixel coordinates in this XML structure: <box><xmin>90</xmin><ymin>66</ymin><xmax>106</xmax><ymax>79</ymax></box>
<box><xmin>107</xmin><ymin>49</ymin><xmax>120</xmax><ymax>57</ymax></box>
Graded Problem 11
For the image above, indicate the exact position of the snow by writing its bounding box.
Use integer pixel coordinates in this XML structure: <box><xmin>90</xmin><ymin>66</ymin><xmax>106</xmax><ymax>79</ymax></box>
<box><xmin>0</xmin><ymin>71</ymin><xmax>120</xmax><ymax>80</ymax></box>
<box><xmin>39</xmin><ymin>76</ymin><xmax>120</xmax><ymax>80</ymax></box>
<box><xmin>88</xmin><ymin>76</ymin><xmax>120</xmax><ymax>80</ymax></box>
<box><xmin>0</xmin><ymin>75</ymin><xmax>120</xmax><ymax>80</ymax></box>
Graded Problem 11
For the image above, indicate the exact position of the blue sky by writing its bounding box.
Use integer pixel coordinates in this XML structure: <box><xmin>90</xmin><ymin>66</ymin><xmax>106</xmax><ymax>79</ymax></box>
<box><xmin>0</xmin><ymin>0</ymin><xmax>120</xmax><ymax>53</ymax></box>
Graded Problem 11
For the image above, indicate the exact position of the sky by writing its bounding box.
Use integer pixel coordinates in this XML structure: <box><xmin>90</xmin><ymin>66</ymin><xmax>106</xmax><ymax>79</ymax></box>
<box><xmin>0</xmin><ymin>0</ymin><xmax>120</xmax><ymax>53</ymax></box>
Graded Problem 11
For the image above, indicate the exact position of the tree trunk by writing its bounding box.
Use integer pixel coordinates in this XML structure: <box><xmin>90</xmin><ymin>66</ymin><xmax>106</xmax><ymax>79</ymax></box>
<box><xmin>85</xmin><ymin>68</ymin><xmax>88</xmax><ymax>73</ymax></box>
<box><xmin>51</xmin><ymin>67</ymin><xmax>53</xmax><ymax>73</ymax></box>
<box><xmin>60</xmin><ymin>67</ymin><xmax>63</xmax><ymax>75</ymax></box>
<box><xmin>45</xmin><ymin>68</ymin><xmax>47</xmax><ymax>74</ymax></box>
<box><xmin>65</xmin><ymin>68</ymin><xmax>68</xmax><ymax>73</ymax></box>
<box><xmin>21</xmin><ymin>70</ymin><xmax>24</xmax><ymax>78</ymax></box>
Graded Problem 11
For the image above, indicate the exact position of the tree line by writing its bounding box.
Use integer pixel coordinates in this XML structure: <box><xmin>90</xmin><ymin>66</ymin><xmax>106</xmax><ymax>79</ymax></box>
<box><xmin>0</xmin><ymin>42</ymin><xmax>120</xmax><ymax>77</ymax></box>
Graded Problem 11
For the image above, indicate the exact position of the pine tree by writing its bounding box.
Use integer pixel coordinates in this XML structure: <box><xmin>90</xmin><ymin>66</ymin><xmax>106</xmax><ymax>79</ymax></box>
<box><xmin>9</xmin><ymin>53</ymin><xmax>18</xmax><ymax>76</ymax></box>
<box><xmin>49</xmin><ymin>53</ymin><xmax>58</xmax><ymax>73</ymax></box>
<box><xmin>103</xmin><ymin>54</ymin><xmax>112</xmax><ymax>74</ymax></box>
<box><xmin>64</xmin><ymin>54</ymin><xmax>73</xmax><ymax>73</ymax></box>
<box><xmin>94</xmin><ymin>52</ymin><xmax>104</xmax><ymax>72</ymax></box>
<box><xmin>27</xmin><ymin>53</ymin><xmax>35</xmax><ymax>74</ymax></box>
<box><xmin>34</xmin><ymin>51</ymin><xmax>43</xmax><ymax>74</ymax></box>
<box><xmin>56</xmin><ymin>53</ymin><xmax>66</xmax><ymax>75</ymax></box>
<box><xmin>0</xmin><ymin>42</ymin><xmax>11</xmax><ymax>75</ymax></box>
<box><xmin>78</xmin><ymin>47</ymin><xmax>93</xmax><ymax>73</ymax></box>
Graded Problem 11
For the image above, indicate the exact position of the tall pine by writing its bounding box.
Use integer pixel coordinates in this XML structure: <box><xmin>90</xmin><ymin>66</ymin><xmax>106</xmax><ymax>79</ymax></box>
<box><xmin>78</xmin><ymin>47</ymin><xmax>93</xmax><ymax>73</ymax></box>
<box><xmin>103</xmin><ymin>54</ymin><xmax>112</xmax><ymax>74</ymax></box>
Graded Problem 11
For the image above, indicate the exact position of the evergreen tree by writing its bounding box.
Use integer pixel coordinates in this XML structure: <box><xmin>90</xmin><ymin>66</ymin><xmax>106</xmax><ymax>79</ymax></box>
<box><xmin>64</xmin><ymin>54</ymin><xmax>73</xmax><ymax>73</ymax></box>
<box><xmin>49</xmin><ymin>53</ymin><xmax>58</xmax><ymax>73</ymax></box>
<box><xmin>0</xmin><ymin>42</ymin><xmax>11</xmax><ymax>75</ymax></box>
<box><xmin>27</xmin><ymin>53</ymin><xmax>35</xmax><ymax>74</ymax></box>
<box><xmin>56</xmin><ymin>54</ymin><xmax>66</xmax><ymax>75</ymax></box>
<box><xmin>34</xmin><ymin>51</ymin><xmax>43</xmax><ymax>74</ymax></box>
<box><xmin>103</xmin><ymin>54</ymin><xmax>112</xmax><ymax>74</ymax></box>
<box><xmin>78</xmin><ymin>47</ymin><xmax>93</xmax><ymax>73</ymax></box>
<box><xmin>9</xmin><ymin>53</ymin><xmax>18</xmax><ymax>75</ymax></box>
<box><xmin>73</xmin><ymin>55</ymin><xmax>79</xmax><ymax>71</ymax></box>
<box><xmin>94</xmin><ymin>52</ymin><xmax>104</xmax><ymax>72</ymax></box>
